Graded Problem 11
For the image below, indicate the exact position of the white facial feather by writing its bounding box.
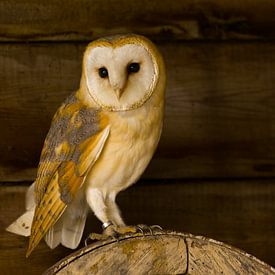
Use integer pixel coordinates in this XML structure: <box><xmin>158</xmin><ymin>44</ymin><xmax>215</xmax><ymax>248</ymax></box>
<box><xmin>84</xmin><ymin>44</ymin><xmax>158</xmax><ymax>111</ymax></box>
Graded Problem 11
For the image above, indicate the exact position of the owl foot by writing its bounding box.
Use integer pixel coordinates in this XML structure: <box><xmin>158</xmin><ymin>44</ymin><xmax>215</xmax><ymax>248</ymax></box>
<box><xmin>86</xmin><ymin>224</ymin><xmax>142</xmax><ymax>244</ymax></box>
<box><xmin>86</xmin><ymin>232</ymin><xmax>109</xmax><ymax>243</ymax></box>
<box><xmin>104</xmin><ymin>224</ymin><xmax>145</xmax><ymax>239</ymax></box>
<box><xmin>110</xmin><ymin>225</ymin><xmax>140</xmax><ymax>235</ymax></box>
<box><xmin>85</xmin><ymin>224</ymin><xmax>164</xmax><ymax>245</ymax></box>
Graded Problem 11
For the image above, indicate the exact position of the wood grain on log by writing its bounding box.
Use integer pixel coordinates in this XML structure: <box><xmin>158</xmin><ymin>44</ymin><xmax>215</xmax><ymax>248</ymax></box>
<box><xmin>44</xmin><ymin>232</ymin><xmax>275</xmax><ymax>275</ymax></box>
<box><xmin>1</xmin><ymin>42</ymin><xmax>275</xmax><ymax>180</ymax></box>
<box><xmin>1</xmin><ymin>179</ymin><xmax>275</xmax><ymax>274</ymax></box>
<box><xmin>1</xmin><ymin>1</ymin><xmax>275</xmax><ymax>41</ymax></box>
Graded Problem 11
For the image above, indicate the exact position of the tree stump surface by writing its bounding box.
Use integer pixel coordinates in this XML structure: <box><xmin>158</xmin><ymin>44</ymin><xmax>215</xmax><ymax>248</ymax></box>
<box><xmin>44</xmin><ymin>231</ymin><xmax>275</xmax><ymax>274</ymax></box>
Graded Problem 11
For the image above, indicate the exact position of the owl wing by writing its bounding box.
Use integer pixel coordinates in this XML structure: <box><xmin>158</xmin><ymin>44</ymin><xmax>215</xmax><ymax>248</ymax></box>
<box><xmin>26</xmin><ymin>94</ymin><xmax>110</xmax><ymax>257</ymax></box>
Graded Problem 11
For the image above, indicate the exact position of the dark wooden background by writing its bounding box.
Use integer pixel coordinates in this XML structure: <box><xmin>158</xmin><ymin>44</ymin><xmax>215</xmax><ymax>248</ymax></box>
<box><xmin>1</xmin><ymin>1</ymin><xmax>275</xmax><ymax>273</ymax></box>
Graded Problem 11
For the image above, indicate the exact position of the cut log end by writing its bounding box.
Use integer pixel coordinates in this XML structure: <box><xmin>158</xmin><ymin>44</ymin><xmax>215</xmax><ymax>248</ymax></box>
<box><xmin>44</xmin><ymin>231</ymin><xmax>275</xmax><ymax>274</ymax></box>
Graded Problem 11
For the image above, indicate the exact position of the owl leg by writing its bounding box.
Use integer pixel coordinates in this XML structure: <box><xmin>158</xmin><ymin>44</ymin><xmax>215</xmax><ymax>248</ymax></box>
<box><xmin>86</xmin><ymin>188</ymin><xmax>110</xmax><ymax>224</ymax></box>
<box><xmin>86</xmin><ymin>187</ymin><xmax>113</xmax><ymax>241</ymax></box>
<box><xmin>104</xmin><ymin>192</ymin><xmax>139</xmax><ymax>235</ymax></box>
<box><xmin>106</xmin><ymin>192</ymin><xmax>125</xmax><ymax>226</ymax></box>
<box><xmin>86</xmin><ymin>188</ymin><xmax>138</xmax><ymax>241</ymax></box>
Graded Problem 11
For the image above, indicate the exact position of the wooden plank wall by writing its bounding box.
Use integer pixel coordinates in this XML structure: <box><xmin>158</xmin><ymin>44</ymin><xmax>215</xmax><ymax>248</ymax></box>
<box><xmin>1</xmin><ymin>0</ymin><xmax>275</xmax><ymax>41</ymax></box>
<box><xmin>1</xmin><ymin>0</ymin><xmax>275</xmax><ymax>272</ymax></box>
<box><xmin>2</xmin><ymin>42</ymin><xmax>275</xmax><ymax>181</ymax></box>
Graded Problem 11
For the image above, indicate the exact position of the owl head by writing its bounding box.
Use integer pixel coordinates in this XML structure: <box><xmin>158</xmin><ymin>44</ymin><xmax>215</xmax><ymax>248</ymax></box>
<box><xmin>80</xmin><ymin>34</ymin><xmax>166</xmax><ymax>111</ymax></box>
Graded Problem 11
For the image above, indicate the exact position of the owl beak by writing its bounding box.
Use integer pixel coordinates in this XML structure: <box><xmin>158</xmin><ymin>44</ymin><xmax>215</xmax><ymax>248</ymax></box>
<box><xmin>110</xmin><ymin>75</ymin><xmax>126</xmax><ymax>100</ymax></box>
<box><xmin>114</xmin><ymin>88</ymin><xmax>123</xmax><ymax>99</ymax></box>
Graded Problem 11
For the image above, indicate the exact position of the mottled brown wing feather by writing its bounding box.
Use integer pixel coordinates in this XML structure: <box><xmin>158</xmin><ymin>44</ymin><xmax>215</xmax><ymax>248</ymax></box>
<box><xmin>26</xmin><ymin>94</ymin><xmax>110</xmax><ymax>257</ymax></box>
<box><xmin>34</xmin><ymin>94</ymin><xmax>98</xmax><ymax>204</ymax></box>
<box><xmin>26</xmin><ymin>172</ymin><xmax>66</xmax><ymax>257</ymax></box>
<box><xmin>35</xmin><ymin>95</ymin><xmax>77</xmax><ymax>203</ymax></box>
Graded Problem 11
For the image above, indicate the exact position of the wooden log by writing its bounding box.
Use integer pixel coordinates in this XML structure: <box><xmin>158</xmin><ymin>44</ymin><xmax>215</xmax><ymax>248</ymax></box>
<box><xmin>1</xmin><ymin>42</ymin><xmax>275</xmax><ymax>180</ymax></box>
<box><xmin>1</xmin><ymin>1</ymin><xmax>275</xmax><ymax>41</ymax></box>
<box><xmin>44</xmin><ymin>231</ymin><xmax>275</xmax><ymax>274</ymax></box>
<box><xmin>1</xmin><ymin>179</ymin><xmax>275</xmax><ymax>274</ymax></box>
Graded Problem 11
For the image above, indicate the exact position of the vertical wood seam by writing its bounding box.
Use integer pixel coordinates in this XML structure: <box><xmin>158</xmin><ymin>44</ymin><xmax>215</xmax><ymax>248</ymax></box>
<box><xmin>183</xmin><ymin>237</ymin><xmax>189</xmax><ymax>274</ymax></box>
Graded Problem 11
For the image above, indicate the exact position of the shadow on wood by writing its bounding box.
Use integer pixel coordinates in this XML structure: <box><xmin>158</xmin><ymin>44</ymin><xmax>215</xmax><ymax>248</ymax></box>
<box><xmin>45</xmin><ymin>231</ymin><xmax>275</xmax><ymax>275</ymax></box>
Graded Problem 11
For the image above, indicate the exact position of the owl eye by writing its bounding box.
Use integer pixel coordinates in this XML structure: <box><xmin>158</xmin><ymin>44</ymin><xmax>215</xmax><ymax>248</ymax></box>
<box><xmin>127</xmin><ymin>63</ymin><xmax>140</xmax><ymax>74</ymax></box>
<box><xmin>98</xmin><ymin>67</ymin><xmax>108</xmax><ymax>78</ymax></box>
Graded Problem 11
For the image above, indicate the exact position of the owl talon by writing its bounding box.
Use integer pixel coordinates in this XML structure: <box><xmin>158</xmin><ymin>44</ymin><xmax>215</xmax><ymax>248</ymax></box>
<box><xmin>137</xmin><ymin>224</ymin><xmax>152</xmax><ymax>235</ymax></box>
<box><xmin>151</xmin><ymin>225</ymin><xmax>163</xmax><ymax>231</ymax></box>
<box><xmin>136</xmin><ymin>224</ymin><xmax>163</xmax><ymax>235</ymax></box>
<box><xmin>84</xmin><ymin>236</ymin><xmax>89</xmax><ymax>246</ymax></box>
<box><xmin>136</xmin><ymin>225</ymin><xmax>145</xmax><ymax>236</ymax></box>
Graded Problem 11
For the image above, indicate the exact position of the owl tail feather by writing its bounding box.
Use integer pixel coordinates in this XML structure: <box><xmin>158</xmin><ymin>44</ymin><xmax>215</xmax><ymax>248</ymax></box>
<box><xmin>45</xmin><ymin>206</ymin><xmax>88</xmax><ymax>250</ymax></box>
<box><xmin>6</xmin><ymin>209</ymin><xmax>35</xmax><ymax>237</ymax></box>
<box><xmin>7</xmin><ymin>182</ymin><xmax>87</xmax><ymax>251</ymax></box>
<box><xmin>61</xmin><ymin>210</ymin><xmax>88</xmax><ymax>249</ymax></box>
<box><xmin>6</xmin><ymin>183</ymin><xmax>36</xmax><ymax>237</ymax></box>
<box><xmin>44</xmin><ymin>215</ymin><xmax>64</xmax><ymax>249</ymax></box>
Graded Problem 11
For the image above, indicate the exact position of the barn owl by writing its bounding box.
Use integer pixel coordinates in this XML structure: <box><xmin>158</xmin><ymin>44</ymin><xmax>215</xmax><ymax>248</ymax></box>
<box><xmin>6</xmin><ymin>34</ymin><xmax>166</xmax><ymax>257</ymax></box>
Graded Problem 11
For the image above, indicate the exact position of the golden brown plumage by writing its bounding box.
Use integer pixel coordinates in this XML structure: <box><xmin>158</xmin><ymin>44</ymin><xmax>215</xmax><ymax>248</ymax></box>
<box><xmin>7</xmin><ymin>34</ymin><xmax>166</xmax><ymax>257</ymax></box>
<box><xmin>26</xmin><ymin>94</ymin><xmax>110</xmax><ymax>256</ymax></box>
